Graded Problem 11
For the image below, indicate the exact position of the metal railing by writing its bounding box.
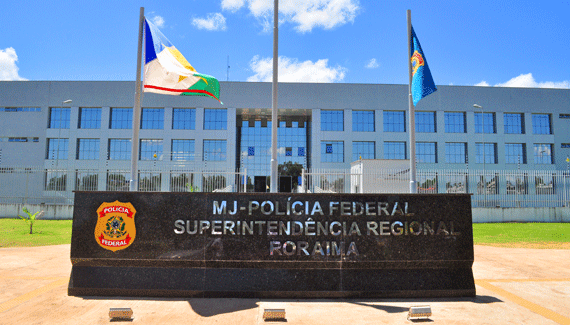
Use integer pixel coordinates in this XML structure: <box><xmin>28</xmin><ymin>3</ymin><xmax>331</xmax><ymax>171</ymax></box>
<box><xmin>1</xmin><ymin>166</ymin><xmax>569</xmax><ymax>208</ymax></box>
<box><xmin>302</xmin><ymin>168</ymin><xmax>570</xmax><ymax>208</ymax></box>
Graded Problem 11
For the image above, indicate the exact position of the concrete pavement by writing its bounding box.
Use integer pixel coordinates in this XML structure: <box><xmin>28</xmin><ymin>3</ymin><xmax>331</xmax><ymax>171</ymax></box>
<box><xmin>0</xmin><ymin>244</ymin><xmax>569</xmax><ymax>324</ymax></box>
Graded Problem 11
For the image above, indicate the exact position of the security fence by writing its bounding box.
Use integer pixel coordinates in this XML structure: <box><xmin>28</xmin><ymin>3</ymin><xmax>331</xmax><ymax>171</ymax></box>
<box><xmin>302</xmin><ymin>168</ymin><xmax>570</xmax><ymax>208</ymax></box>
<box><xmin>1</xmin><ymin>166</ymin><xmax>569</xmax><ymax>208</ymax></box>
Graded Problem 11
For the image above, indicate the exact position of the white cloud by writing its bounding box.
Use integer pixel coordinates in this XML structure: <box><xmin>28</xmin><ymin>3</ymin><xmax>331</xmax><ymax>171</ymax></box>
<box><xmin>365</xmin><ymin>58</ymin><xmax>379</xmax><ymax>69</ymax></box>
<box><xmin>476</xmin><ymin>73</ymin><xmax>569</xmax><ymax>89</ymax></box>
<box><xmin>192</xmin><ymin>13</ymin><xmax>227</xmax><ymax>31</ymax></box>
<box><xmin>247</xmin><ymin>55</ymin><xmax>346</xmax><ymax>82</ymax></box>
<box><xmin>221</xmin><ymin>0</ymin><xmax>246</xmax><ymax>12</ymax></box>
<box><xmin>222</xmin><ymin>0</ymin><xmax>360</xmax><ymax>33</ymax></box>
<box><xmin>151</xmin><ymin>15</ymin><xmax>165</xmax><ymax>28</ymax></box>
<box><xmin>474</xmin><ymin>81</ymin><xmax>490</xmax><ymax>87</ymax></box>
<box><xmin>0</xmin><ymin>47</ymin><xmax>26</xmax><ymax>81</ymax></box>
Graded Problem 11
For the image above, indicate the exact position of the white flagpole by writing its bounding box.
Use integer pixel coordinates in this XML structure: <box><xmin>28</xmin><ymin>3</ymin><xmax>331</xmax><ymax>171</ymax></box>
<box><xmin>407</xmin><ymin>9</ymin><xmax>417</xmax><ymax>194</ymax></box>
<box><xmin>130</xmin><ymin>7</ymin><xmax>144</xmax><ymax>191</ymax></box>
<box><xmin>270</xmin><ymin>0</ymin><xmax>279</xmax><ymax>193</ymax></box>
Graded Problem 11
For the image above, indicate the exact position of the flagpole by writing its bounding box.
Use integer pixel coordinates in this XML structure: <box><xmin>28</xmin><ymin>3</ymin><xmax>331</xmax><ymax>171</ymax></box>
<box><xmin>130</xmin><ymin>7</ymin><xmax>144</xmax><ymax>191</ymax></box>
<box><xmin>270</xmin><ymin>0</ymin><xmax>279</xmax><ymax>193</ymax></box>
<box><xmin>407</xmin><ymin>9</ymin><xmax>417</xmax><ymax>194</ymax></box>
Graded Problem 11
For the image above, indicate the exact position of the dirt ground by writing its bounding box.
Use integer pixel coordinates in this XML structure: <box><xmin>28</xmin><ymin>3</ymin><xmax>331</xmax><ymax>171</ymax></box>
<box><xmin>0</xmin><ymin>244</ymin><xmax>569</xmax><ymax>324</ymax></box>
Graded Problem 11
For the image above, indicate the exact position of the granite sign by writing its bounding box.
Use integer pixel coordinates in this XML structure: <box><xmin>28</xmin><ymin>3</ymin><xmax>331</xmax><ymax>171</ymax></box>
<box><xmin>69</xmin><ymin>192</ymin><xmax>475</xmax><ymax>298</ymax></box>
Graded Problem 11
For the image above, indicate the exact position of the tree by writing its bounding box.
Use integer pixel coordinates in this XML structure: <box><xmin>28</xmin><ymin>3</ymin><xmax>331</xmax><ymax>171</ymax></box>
<box><xmin>18</xmin><ymin>207</ymin><xmax>44</xmax><ymax>234</ymax></box>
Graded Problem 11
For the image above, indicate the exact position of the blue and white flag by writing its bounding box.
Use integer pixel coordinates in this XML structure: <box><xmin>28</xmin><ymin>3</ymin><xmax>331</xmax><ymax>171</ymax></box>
<box><xmin>410</xmin><ymin>26</ymin><xmax>437</xmax><ymax>106</ymax></box>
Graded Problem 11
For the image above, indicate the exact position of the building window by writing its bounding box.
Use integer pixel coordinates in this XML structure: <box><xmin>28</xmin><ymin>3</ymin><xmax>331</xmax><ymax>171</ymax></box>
<box><xmin>45</xmin><ymin>170</ymin><xmax>67</xmax><ymax>191</ymax></box>
<box><xmin>139</xmin><ymin>139</ymin><xmax>163</xmax><ymax>160</ymax></box>
<box><xmin>172</xmin><ymin>108</ymin><xmax>196</xmax><ymax>130</ymax></box>
<box><xmin>352</xmin><ymin>141</ymin><xmax>375</xmax><ymax>161</ymax></box>
<box><xmin>445</xmin><ymin>143</ymin><xmax>467</xmax><ymax>164</ymax></box>
<box><xmin>504</xmin><ymin>113</ymin><xmax>524</xmax><ymax>134</ymax></box>
<box><xmin>474</xmin><ymin>112</ymin><xmax>496</xmax><ymax>134</ymax></box>
<box><xmin>171</xmin><ymin>139</ymin><xmax>195</xmax><ymax>161</ymax></box>
<box><xmin>532</xmin><ymin>114</ymin><xmax>552</xmax><ymax>134</ymax></box>
<box><xmin>446</xmin><ymin>173</ymin><xmax>468</xmax><ymax>193</ymax></box>
<box><xmin>141</xmin><ymin>108</ymin><xmax>164</xmax><ymax>129</ymax></box>
<box><xmin>384</xmin><ymin>141</ymin><xmax>406</xmax><ymax>160</ymax></box>
<box><xmin>415</xmin><ymin>111</ymin><xmax>436</xmax><ymax>133</ymax></box>
<box><xmin>78</xmin><ymin>108</ymin><xmax>101</xmax><ymax>129</ymax></box>
<box><xmin>203</xmin><ymin>140</ymin><xmax>227</xmax><ymax>161</ymax></box>
<box><xmin>505</xmin><ymin>143</ymin><xmax>526</xmax><ymax>164</ymax></box>
<box><xmin>285</xmin><ymin>147</ymin><xmax>293</xmax><ymax>156</ymax></box>
<box><xmin>534</xmin><ymin>143</ymin><xmax>553</xmax><ymax>164</ymax></box>
<box><xmin>444</xmin><ymin>112</ymin><xmax>465</xmax><ymax>133</ymax></box>
<box><xmin>48</xmin><ymin>108</ymin><xmax>70</xmax><ymax>129</ymax></box>
<box><xmin>8</xmin><ymin>137</ymin><xmax>28</xmax><ymax>142</ymax></box>
<box><xmin>506</xmin><ymin>174</ymin><xmax>528</xmax><ymax>195</ymax></box>
<box><xmin>352</xmin><ymin>110</ymin><xmax>375</xmax><ymax>132</ymax></box>
<box><xmin>138</xmin><ymin>172</ymin><xmax>162</xmax><ymax>192</ymax></box>
<box><xmin>321</xmin><ymin>141</ymin><xmax>344</xmax><ymax>162</ymax></box>
<box><xmin>383</xmin><ymin>111</ymin><xmax>406</xmax><ymax>132</ymax></box>
<box><xmin>46</xmin><ymin>138</ymin><xmax>69</xmax><ymax>160</ymax></box>
<box><xmin>204</xmin><ymin>108</ymin><xmax>227</xmax><ymax>130</ymax></box>
<box><xmin>475</xmin><ymin>143</ymin><xmax>497</xmax><ymax>164</ymax></box>
<box><xmin>535</xmin><ymin>174</ymin><xmax>555</xmax><ymax>195</ymax></box>
<box><xmin>1</xmin><ymin>107</ymin><xmax>41</xmax><ymax>112</ymax></box>
<box><xmin>108</xmin><ymin>139</ymin><xmax>131</xmax><ymax>160</ymax></box>
<box><xmin>416</xmin><ymin>142</ymin><xmax>437</xmax><ymax>163</ymax></box>
<box><xmin>75</xmin><ymin>170</ymin><xmax>98</xmax><ymax>191</ymax></box>
<box><xmin>76</xmin><ymin>139</ymin><xmax>100</xmax><ymax>160</ymax></box>
<box><xmin>477</xmin><ymin>174</ymin><xmax>499</xmax><ymax>195</ymax></box>
<box><xmin>321</xmin><ymin>110</ymin><xmax>344</xmax><ymax>131</ymax></box>
<box><xmin>106</xmin><ymin>171</ymin><xmax>130</xmax><ymax>191</ymax></box>
<box><xmin>110</xmin><ymin>108</ymin><xmax>132</xmax><ymax>129</ymax></box>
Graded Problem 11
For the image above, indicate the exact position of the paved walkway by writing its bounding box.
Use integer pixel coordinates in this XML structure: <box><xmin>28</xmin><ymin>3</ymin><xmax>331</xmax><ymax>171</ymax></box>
<box><xmin>0</xmin><ymin>245</ymin><xmax>569</xmax><ymax>324</ymax></box>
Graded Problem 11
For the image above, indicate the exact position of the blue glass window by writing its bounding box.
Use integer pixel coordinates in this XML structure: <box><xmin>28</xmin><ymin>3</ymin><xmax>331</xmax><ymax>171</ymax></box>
<box><xmin>78</xmin><ymin>108</ymin><xmax>101</xmax><ymax>129</ymax></box>
<box><xmin>352</xmin><ymin>141</ymin><xmax>375</xmax><ymax>161</ymax></box>
<box><xmin>110</xmin><ymin>108</ymin><xmax>132</xmax><ymax>129</ymax></box>
<box><xmin>172</xmin><ymin>108</ymin><xmax>196</xmax><ymax>130</ymax></box>
<box><xmin>139</xmin><ymin>139</ymin><xmax>163</xmax><ymax>160</ymax></box>
<box><xmin>285</xmin><ymin>147</ymin><xmax>292</xmax><ymax>156</ymax></box>
<box><xmin>504</xmin><ymin>113</ymin><xmax>524</xmax><ymax>134</ymax></box>
<box><xmin>416</xmin><ymin>142</ymin><xmax>437</xmax><ymax>163</ymax></box>
<box><xmin>474</xmin><ymin>112</ymin><xmax>496</xmax><ymax>133</ymax></box>
<box><xmin>415</xmin><ymin>111</ymin><xmax>436</xmax><ymax>133</ymax></box>
<box><xmin>352</xmin><ymin>110</ymin><xmax>375</xmax><ymax>132</ymax></box>
<box><xmin>76</xmin><ymin>139</ymin><xmax>100</xmax><ymax>160</ymax></box>
<box><xmin>476</xmin><ymin>143</ymin><xmax>497</xmax><ymax>164</ymax></box>
<box><xmin>204</xmin><ymin>109</ymin><xmax>227</xmax><ymax>130</ymax></box>
<box><xmin>248</xmin><ymin>146</ymin><xmax>255</xmax><ymax>156</ymax></box>
<box><xmin>383</xmin><ymin>111</ymin><xmax>406</xmax><ymax>132</ymax></box>
<box><xmin>49</xmin><ymin>108</ymin><xmax>70</xmax><ymax>129</ymax></box>
<box><xmin>204</xmin><ymin>140</ymin><xmax>227</xmax><ymax>161</ymax></box>
<box><xmin>141</xmin><ymin>108</ymin><xmax>164</xmax><ymax>129</ymax></box>
<box><xmin>108</xmin><ymin>139</ymin><xmax>131</xmax><ymax>160</ymax></box>
<box><xmin>505</xmin><ymin>143</ymin><xmax>526</xmax><ymax>164</ymax></box>
<box><xmin>298</xmin><ymin>147</ymin><xmax>305</xmax><ymax>157</ymax></box>
<box><xmin>321</xmin><ymin>141</ymin><xmax>344</xmax><ymax>162</ymax></box>
<box><xmin>46</xmin><ymin>138</ymin><xmax>69</xmax><ymax>159</ymax></box>
<box><xmin>383</xmin><ymin>142</ymin><xmax>406</xmax><ymax>159</ymax></box>
<box><xmin>532</xmin><ymin>114</ymin><xmax>551</xmax><ymax>134</ymax></box>
<box><xmin>444</xmin><ymin>112</ymin><xmax>466</xmax><ymax>133</ymax></box>
<box><xmin>445</xmin><ymin>143</ymin><xmax>467</xmax><ymax>164</ymax></box>
<box><xmin>321</xmin><ymin>110</ymin><xmax>344</xmax><ymax>131</ymax></box>
<box><xmin>171</xmin><ymin>139</ymin><xmax>195</xmax><ymax>161</ymax></box>
<box><xmin>534</xmin><ymin>143</ymin><xmax>553</xmax><ymax>164</ymax></box>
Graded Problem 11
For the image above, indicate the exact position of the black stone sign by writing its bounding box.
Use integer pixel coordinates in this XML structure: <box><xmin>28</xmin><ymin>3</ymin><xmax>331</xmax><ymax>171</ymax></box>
<box><xmin>68</xmin><ymin>192</ymin><xmax>475</xmax><ymax>298</ymax></box>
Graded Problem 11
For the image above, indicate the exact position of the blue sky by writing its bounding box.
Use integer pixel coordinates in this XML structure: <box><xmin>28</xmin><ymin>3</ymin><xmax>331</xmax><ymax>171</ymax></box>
<box><xmin>1</xmin><ymin>0</ymin><xmax>569</xmax><ymax>89</ymax></box>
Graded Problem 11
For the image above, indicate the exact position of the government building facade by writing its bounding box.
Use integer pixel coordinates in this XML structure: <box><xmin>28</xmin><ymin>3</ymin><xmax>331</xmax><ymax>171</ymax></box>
<box><xmin>1</xmin><ymin>81</ymin><xmax>569</xmax><ymax>209</ymax></box>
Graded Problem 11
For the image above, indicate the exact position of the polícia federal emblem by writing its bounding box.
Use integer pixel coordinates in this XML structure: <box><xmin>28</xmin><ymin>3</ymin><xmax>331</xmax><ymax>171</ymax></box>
<box><xmin>95</xmin><ymin>201</ymin><xmax>136</xmax><ymax>252</ymax></box>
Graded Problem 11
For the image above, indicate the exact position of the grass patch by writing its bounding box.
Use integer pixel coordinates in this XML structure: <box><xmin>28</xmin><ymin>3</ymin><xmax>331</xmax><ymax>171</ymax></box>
<box><xmin>473</xmin><ymin>223</ymin><xmax>570</xmax><ymax>249</ymax></box>
<box><xmin>0</xmin><ymin>218</ymin><xmax>73</xmax><ymax>248</ymax></box>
